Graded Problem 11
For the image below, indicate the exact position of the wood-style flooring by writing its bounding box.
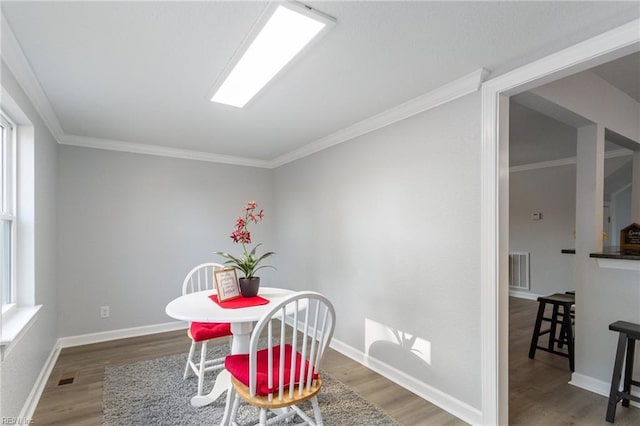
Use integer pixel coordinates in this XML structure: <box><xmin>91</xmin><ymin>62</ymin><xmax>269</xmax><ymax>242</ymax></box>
<box><xmin>31</xmin><ymin>298</ymin><xmax>640</xmax><ymax>425</ymax></box>
<box><xmin>32</xmin><ymin>331</ymin><xmax>463</xmax><ymax>426</ymax></box>
<box><xmin>509</xmin><ymin>296</ymin><xmax>640</xmax><ymax>425</ymax></box>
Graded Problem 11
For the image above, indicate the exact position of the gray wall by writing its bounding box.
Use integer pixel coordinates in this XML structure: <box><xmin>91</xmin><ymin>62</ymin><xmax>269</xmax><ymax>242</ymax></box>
<box><xmin>273</xmin><ymin>93</ymin><xmax>482</xmax><ymax>410</ymax></box>
<box><xmin>578</xmin><ymin>261</ymin><xmax>640</xmax><ymax>384</ymax></box>
<box><xmin>510</xmin><ymin>165</ymin><xmax>576</xmax><ymax>295</ymax></box>
<box><xmin>57</xmin><ymin>146</ymin><xmax>274</xmax><ymax>336</ymax></box>
<box><xmin>0</xmin><ymin>61</ymin><xmax>58</xmax><ymax>418</ymax></box>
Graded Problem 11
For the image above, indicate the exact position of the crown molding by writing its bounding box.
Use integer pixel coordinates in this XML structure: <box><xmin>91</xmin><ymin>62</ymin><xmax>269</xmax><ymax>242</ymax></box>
<box><xmin>1</xmin><ymin>11</ymin><xmax>64</xmax><ymax>141</ymax></box>
<box><xmin>3</xmin><ymin>7</ymin><xmax>488</xmax><ymax>169</ymax></box>
<box><xmin>269</xmin><ymin>68</ymin><xmax>490</xmax><ymax>168</ymax></box>
<box><xmin>60</xmin><ymin>134</ymin><xmax>271</xmax><ymax>168</ymax></box>
<box><xmin>510</xmin><ymin>148</ymin><xmax>633</xmax><ymax>173</ymax></box>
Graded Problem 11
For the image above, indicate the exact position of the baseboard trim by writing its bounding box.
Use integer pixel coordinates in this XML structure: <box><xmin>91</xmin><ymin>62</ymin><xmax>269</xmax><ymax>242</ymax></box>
<box><xmin>508</xmin><ymin>290</ymin><xmax>544</xmax><ymax>301</ymax></box>
<box><xmin>58</xmin><ymin>321</ymin><xmax>188</xmax><ymax>348</ymax></box>
<box><xmin>330</xmin><ymin>338</ymin><xmax>482</xmax><ymax>425</ymax></box>
<box><xmin>23</xmin><ymin>322</ymin><xmax>479</xmax><ymax>423</ymax></box>
<box><xmin>569</xmin><ymin>372</ymin><xmax>609</xmax><ymax>396</ymax></box>
<box><xmin>19</xmin><ymin>321</ymin><xmax>189</xmax><ymax>418</ymax></box>
<box><xmin>18</xmin><ymin>342</ymin><xmax>61</xmax><ymax>420</ymax></box>
<box><xmin>570</xmin><ymin>372</ymin><xmax>640</xmax><ymax>408</ymax></box>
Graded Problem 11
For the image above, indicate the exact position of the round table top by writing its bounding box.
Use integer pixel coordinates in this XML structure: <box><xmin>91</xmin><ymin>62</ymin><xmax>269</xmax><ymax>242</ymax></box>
<box><xmin>165</xmin><ymin>286</ymin><xmax>295</xmax><ymax>323</ymax></box>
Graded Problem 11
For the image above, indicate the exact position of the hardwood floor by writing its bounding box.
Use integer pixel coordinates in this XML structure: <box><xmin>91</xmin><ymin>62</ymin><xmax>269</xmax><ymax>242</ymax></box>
<box><xmin>509</xmin><ymin>296</ymin><xmax>640</xmax><ymax>425</ymax></box>
<box><xmin>31</xmin><ymin>300</ymin><xmax>640</xmax><ymax>425</ymax></box>
<box><xmin>32</xmin><ymin>331</ymin><xmax>463</xmax><ymax>425</ymax></box>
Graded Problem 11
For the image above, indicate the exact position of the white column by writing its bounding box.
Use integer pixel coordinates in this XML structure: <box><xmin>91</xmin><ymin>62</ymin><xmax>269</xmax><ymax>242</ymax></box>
<box><xmin>574</xmin><ymin>123</ymin><xmax>604</xmax><ymax>376</ymax></box>
<box><xmin>631</xmin><ymin>150</ymin><xmax>640</xmax><ymax>223</ymax></box>
<box><xmin>575</xmin><ymin>124</ymin><xmax>605</xmax><ymax>256</ymax></box>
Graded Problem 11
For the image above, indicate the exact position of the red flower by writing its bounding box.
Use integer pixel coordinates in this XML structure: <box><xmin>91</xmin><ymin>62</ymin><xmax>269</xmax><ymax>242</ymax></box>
<box><xmin>229</xmin><ymin>202</ymin><xmax>263</xmax><ymax>246</ymax></box>
<box><xmin>231</xmin><ymin>229</ymin><xmax>251</xmax><ymax>244</ymax></box>
<box><xmin>236</xmin><ymin>216</ymin><xmax>246</xmax><ymax>229</ymax></box>
<box><xmin>217</xmin><ymin>201</ymin><xmax>274</xmax><ymax>279</ymax></box>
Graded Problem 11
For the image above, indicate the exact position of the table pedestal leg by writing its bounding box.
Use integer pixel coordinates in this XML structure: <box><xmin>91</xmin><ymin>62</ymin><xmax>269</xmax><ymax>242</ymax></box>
<box><xmin>190</xmin><ymin>322</ymin><xmax>254</xmax><ymax>408</ymax></box>
<box><xmin>190</xmin><ymin>369</ymin><xmax>230</xmax><ymax>407</ymax></box>
<box><xmin>230</xmin><ymin>322</ymin><xmax>253</xmax><ymax>353</ymax></box>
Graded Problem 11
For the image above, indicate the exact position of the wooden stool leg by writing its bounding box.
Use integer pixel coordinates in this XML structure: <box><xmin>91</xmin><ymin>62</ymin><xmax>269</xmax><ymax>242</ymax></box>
<box><xmin>606</xmin><ymin>333</ymin><xmax>628</xmax><ymax>423</ymax></box>
<box><xmin>562</xmin><ymin>304</ymin><xmax>575</xmax><ymax>371</ymax></box>
<box><xmin>529</xmin><ymin>301</ymin><xmax>546</xmax><ymax>359</ymax></box>
<box><xmin>549</xmin><ymin>304</ymin><xmax>560</xmax><ymax>351</ymax></box>
<box><xmin>622</xmin><ymin>337</ymin><xmax>635</xmax><ymax>408</ymax></box>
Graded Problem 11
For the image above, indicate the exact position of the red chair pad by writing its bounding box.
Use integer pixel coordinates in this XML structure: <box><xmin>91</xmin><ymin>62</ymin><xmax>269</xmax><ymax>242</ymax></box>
<box><xmin>225</xmin><ymin>344</ymin><xmax>317</xmax><ymax>396</ymax></box>
<box><xmin>189</xmin><ymin>322</ymin><xmax>231</xmax><ymax>342</ymax></box>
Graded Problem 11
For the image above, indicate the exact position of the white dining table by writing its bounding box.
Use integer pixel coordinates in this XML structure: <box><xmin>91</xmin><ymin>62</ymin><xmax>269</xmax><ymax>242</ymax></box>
<box><xmin>165</xmin><ymin>286</ymin><xmax>296</xmax><ymax>411</ymax></box>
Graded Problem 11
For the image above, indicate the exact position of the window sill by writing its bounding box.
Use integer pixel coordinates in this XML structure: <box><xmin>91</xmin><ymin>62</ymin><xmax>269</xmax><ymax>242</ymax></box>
<box><xmin>1</xmin><ymin>304</ymin><xmax>42</xmax><ymax>360</ymax></box>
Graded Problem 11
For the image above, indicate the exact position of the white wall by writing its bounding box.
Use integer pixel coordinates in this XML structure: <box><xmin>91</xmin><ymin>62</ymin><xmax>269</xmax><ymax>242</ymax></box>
<box><xmin>56</xmin><ymin>147</ymin><xmax>274</xmax><ymax>336</ymax></box>
<box><xmin>0</xmin><ymin>61</ymin><xmax>58</xmax><ymax>418</ymax></box>
<box><xmin>273</xmin><ymin>93</ymin><xmax>482</xmax><ymax>413</ymax></box>
<box><xmin>577</xmin><ymin>262</ymin><xmax>640</xmax><ymax>385</ymax></box>
<box><xmin>510</xmin><ymin>165</ymin><xmax>577</xmax><ymax>295</ymax></box>
<box><xmin>509</xmin><ymin>102</ymin><xmax>578</xmax><ymax>296</ymax></box>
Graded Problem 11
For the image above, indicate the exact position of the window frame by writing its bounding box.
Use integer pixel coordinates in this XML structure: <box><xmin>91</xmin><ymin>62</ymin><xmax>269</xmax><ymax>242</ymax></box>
<box><xmin>0</xmin><ymin>112</ymin><xmax>17</xmax><ymax>316</ymax></box>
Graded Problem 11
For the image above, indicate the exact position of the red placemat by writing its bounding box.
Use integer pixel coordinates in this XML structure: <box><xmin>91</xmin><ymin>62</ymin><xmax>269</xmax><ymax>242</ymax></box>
<box><xmin>209</xmin><ymin>294</ymin><xmax>270</xmax><ymax>309</ymax></box>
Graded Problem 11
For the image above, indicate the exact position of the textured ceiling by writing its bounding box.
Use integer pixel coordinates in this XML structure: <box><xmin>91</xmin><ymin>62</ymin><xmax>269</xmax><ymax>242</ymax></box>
<box><xmin>2</xmin><ymin>1</ymin><xmax>639</xmax><ymax>163</ymax></box>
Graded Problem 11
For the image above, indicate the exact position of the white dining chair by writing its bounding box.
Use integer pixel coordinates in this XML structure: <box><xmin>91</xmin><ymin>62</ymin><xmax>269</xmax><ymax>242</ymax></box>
<box><xmin>223</xmin><ymin>291</ymin><xmax>336</xmax><ymax>426</ymax></box>
<box><xmin>182</xmin><ymin>262</ymin><xmax>232</xmax><ymax>396</ymax></box>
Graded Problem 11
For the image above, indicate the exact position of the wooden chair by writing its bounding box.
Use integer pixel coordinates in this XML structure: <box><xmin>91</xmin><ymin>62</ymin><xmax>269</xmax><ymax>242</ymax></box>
<box><xmin>182</xmin><ymin>262</ymin><xmax>232</xmax><ymax>396</ymax></box>
<box><xmin>223</xmin><ymin>291</ymin><xmax>336</xmax><ymax>426</ymax></box>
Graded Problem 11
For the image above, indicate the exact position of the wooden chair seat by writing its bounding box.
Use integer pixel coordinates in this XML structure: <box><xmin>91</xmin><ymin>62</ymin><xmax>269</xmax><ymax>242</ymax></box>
<box><xmin>230</xmin><ymin>375</ymin><xmax>322</xmax><ymax>409</ymax></box>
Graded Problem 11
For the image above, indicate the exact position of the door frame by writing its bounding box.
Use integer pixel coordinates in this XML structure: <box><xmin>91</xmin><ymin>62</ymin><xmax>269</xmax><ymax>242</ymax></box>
<box><xmin>479</xmin><ymin>19</ymin><xmax>640</xmax><ymax>425</ymax></box>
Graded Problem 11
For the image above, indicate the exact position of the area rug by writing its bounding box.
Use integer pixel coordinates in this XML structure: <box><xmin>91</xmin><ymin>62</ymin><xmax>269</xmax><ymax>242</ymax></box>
<box><xmin>103</xmin><ymin>351</ymin><xmax>401</xmax><ymax>425</ymax></box>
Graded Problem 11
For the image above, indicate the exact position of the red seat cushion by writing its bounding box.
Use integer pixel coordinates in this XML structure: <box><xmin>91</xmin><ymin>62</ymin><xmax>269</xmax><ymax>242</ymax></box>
<box><xmin>225</xmin><ymin>344</ymin><xmax>317</xmax><ymax>396</ymax></box>
<box><xmin>189</xmin><ymin>322</ymin><xmax>231</xmax><ymax>342</ymax></box>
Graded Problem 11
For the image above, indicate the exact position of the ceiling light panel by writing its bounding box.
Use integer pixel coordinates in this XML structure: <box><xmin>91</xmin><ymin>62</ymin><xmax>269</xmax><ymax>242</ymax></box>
<box><xmin>210</xmin><ymin>2</ymin><xmax>335</xmax><ymax>108</ymax></box>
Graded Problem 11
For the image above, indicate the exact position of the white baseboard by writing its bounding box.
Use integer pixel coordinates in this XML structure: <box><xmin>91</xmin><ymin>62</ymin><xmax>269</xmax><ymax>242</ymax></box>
<box><xmin>19</xmin><ymin>320</ymin><xmax>188</xmax><ymax>418</ymax></box>
<box><xmin>58</xmin><ymin>321</ymin><xmax>187</xmax><ymax>348</ymax></box>
<box><xmin>18</xmin><ymin>343</ymin><xmax>61</xmax><ymax>420</ymax></box>
<box><xmin>569</xmin><ymin>372</ymin><xmax>609</xmax><ymax>396</ymax></box>
<box><xmin>570</xmin><ymin>372</ymin><xmax>640</xmax><ymax>408</ymax></box>
<box><xmin>509</xmin><ymin>290</ymin><xmax>544</xmax><ymax>301</ymax></box>
<box><xmin>329</xmin><ymin>338</ymin><xmax>482</xmax><ymax>425</ymax></box>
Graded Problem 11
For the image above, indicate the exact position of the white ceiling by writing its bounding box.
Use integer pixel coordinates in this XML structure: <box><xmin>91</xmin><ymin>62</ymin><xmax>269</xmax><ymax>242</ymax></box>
<box><xmin>2</xmin><ymin>1</ymin><xmax>639</xmax><ymax>166</ymax></box>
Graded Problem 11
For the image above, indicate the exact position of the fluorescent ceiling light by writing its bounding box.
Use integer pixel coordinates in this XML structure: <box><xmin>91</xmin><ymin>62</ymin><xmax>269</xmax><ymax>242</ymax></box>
<box><xmin>210</xmin><ymin>2</ymin><xmax>334</xmax><ymax>108</ymax></box>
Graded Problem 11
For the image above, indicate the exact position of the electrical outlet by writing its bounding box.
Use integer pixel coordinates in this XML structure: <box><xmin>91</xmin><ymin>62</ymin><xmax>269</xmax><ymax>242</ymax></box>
<box><xmin>100</xmin><ymin>305</ymin><xmax>110</xmax><ymax>319</ymax></box>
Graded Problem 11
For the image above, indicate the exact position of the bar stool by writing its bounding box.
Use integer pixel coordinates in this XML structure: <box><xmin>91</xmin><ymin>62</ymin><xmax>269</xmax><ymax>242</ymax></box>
<box><xmin>559</xmin><ymin>291</ymin><xmax>576</xmax><ymax>348</ymax></box>
<box><xmin>606</xmin><ymin>321</ymin><xmax>640</xmax><ymax>423</ymax></box>
<box><xmin>528</xmin><ymin>293</ymin><xmax>575</xmax><ymax>371</ymax></box>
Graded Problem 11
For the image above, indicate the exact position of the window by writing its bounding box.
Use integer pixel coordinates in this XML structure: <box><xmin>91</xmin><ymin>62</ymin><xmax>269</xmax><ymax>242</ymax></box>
<box><xmin>0</xmin><ymin>91</ymin><xmax>39</xmax><ymax>357</ymax></box>
<box><xmin>0</xmin><ymin>112</ymin><xmax>15</xmax><ymax>315</ymax></box>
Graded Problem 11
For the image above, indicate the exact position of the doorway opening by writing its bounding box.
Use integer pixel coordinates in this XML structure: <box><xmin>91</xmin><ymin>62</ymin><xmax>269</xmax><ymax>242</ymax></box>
<box><xmin>479</xmin><ymin>20</ymin><xmax>640</xmax><ymax>425</ymax></box>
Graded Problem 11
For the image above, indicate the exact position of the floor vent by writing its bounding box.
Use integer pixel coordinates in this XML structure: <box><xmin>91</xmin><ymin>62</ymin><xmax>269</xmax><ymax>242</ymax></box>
<box><xmin>509</xmin><ymin>252</ymin><xmax>530</xmax><ymax>291</ymax></box>
<box><xmin>57</xmin><ymin>373</ymin><xmax>77</xmax><ymax>386</ymax></box>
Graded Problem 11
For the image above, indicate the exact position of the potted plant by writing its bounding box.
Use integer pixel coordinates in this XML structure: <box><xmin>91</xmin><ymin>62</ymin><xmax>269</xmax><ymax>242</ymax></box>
<box><xmin>216</xmin><ymin>201</ymin><xmax>275</xmax><ymax>297</ymax></box>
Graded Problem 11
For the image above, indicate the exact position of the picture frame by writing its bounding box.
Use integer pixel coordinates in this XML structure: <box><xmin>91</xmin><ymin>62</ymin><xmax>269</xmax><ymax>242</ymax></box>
<box><xmin>214</xmin><ymin>268</ymin><xmax>241</xmax><ymax>302</ymax></box>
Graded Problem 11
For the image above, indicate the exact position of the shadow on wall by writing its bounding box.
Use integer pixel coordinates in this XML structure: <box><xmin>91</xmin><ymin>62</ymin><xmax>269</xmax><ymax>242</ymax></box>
<box><xmin>365</xmin><ymin>318</ymin><xmax>431</xmax><ymax>373</ymax></box>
